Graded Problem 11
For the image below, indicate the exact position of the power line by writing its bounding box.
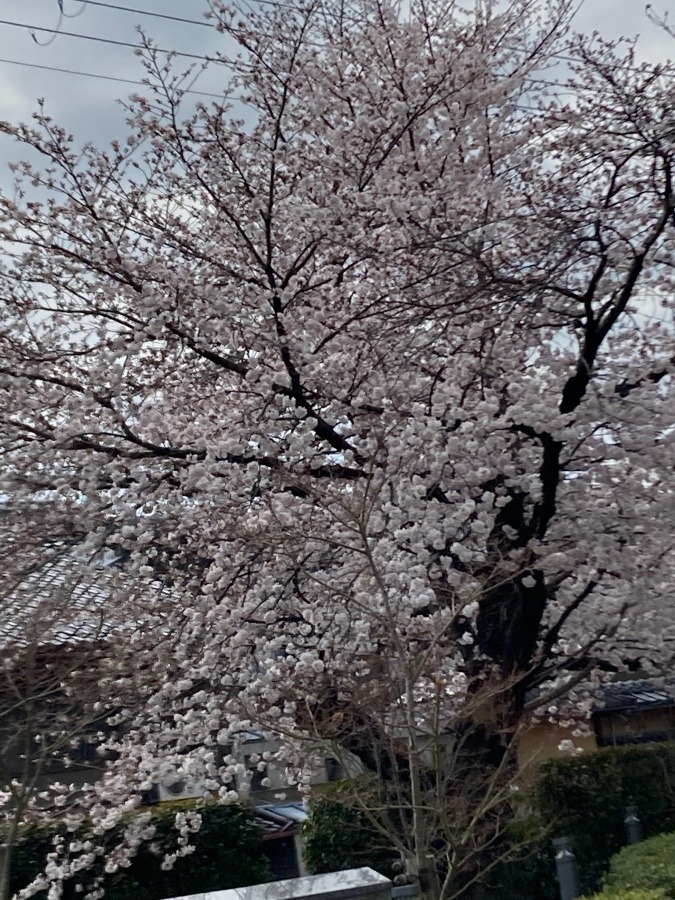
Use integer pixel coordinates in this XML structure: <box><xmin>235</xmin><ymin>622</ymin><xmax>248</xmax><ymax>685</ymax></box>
<box><xmin>0</xmin><ymin>17</ymin><xmax>231</xmax><ymax>65</ymax></box>
<box><xmin>0</xmin><ymin>54</ymin><xmax>573</xmax><ymax>116</ymax></box>
<box><xmin>29</xmin><ymin>2</ymin><xmax>675</xmax><ymax>80</ymax></box>
<box><xmin>0</xmin><ymin>56</ymin><xmax>236</xmax><ymax>100</ymax></box>
<box><xmin>73</xmin><ymin>0</ymin><xmax>305</xmax><ymax>15</ymax></box>
<box><xmin>0</xmin><ymin>15</ymin><xmax>580</xmax><ymax>87</ymax></box>
<box><xmin>2</xmin><ymin>9</ymin><xmax>664</xmax><ymax>109</ymax></box>
<box><xmin>77</xmin><ymin>1</ymin><xmax>211</xmax><ymax>28</ymax></box>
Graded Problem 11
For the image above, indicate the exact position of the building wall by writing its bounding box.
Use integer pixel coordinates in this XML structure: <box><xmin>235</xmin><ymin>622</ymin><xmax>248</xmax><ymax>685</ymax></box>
<box><xmin>517</xmin><ymin>722</ymin><xmax>598</xmax><ymax>777</ymax></box>
<box><xmin>518</xmin><ymin>704</ymin><xmax>675</xmax><ymax>774</ymax></box>
<box><xmin>594</xmin><ymin>706</ymin><xmax>675</xmax><ymax>746</ymax></box>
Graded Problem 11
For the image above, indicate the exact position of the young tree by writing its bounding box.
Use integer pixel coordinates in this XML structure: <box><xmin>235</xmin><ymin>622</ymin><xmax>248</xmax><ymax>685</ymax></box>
<box><xmin>0</xmin><ymin>508</ymin><xmax>182</xmax><ymax>900</ymax></box>
<box><xmin>0</xmin><ymin>0</ymin><xmax>674</xmax><ymax>895</ymax></box>
<box><xmin>0</xmin><ymin>509</ymin><xmax>116</xmax><ymax>900</ymax></box>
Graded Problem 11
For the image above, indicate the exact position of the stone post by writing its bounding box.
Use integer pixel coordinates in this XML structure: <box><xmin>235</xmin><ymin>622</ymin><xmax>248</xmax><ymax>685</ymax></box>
<box><xmin>552</xmin><ymin>836</ymin><xmax>578</xmax><ymax>900</ymax></box>
<box><xmin>624</xmin><ymin>805</ymin><xmax>643</xmax><ymax>845</ymax></box>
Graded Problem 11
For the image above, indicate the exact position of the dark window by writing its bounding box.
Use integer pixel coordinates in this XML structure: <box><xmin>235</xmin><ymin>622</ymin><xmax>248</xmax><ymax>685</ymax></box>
<box><xmin>140</xmin><ymin>785</ymin><xmax>160</xmax><ymax>805</ymax></box>
<box><xmin>325</xmin><ymin>757</ymin><xmax>342</xmax><ymax>782</ymax></box>
<box><xmin>263</xmin><ymin>836</ymin><xmax>300</xmax><ymax>880</ymax></box>
<box><xmin>245</xmin><ymin>756</ymin><xmax>268</xmax><ymax>791</ymax></box>
<box><xmin>70</xmin><ymin>739</ymin><xmax>98</xmax><ymax>764</ymax></box>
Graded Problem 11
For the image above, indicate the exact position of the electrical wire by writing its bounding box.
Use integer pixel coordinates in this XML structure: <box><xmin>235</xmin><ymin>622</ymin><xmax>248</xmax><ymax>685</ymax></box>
<box><xmin>0</xmin><ymin>17</ymin><xmax>232</xmax><ymax>65</ymax></box>
<box><xmin>1</xmin><ymin>7</ymin><xmax>665</xmax><ymax>105</ymax></box>
<box><xmin>0</xmin><ymin>14</ymin><xmax>580</xmax><ymax>88</ymax></box>
<box><xmin>0</xmin><ymin>54</ymin><xmax>568</xmax><ymax>118</ymax></box>
<box><xmin>73</xmin><ymin>1</ymin><xmax>212</xmax><ymax>28</ymax></box>
<box><xmin>76</xmin><ymin>0</ymin><xmax>307</xmax><ymax>14</ymax></box>
<box><xmin>0</xmin><ymin>56</ymin><xmax>236</xmax><ymax>100</ymax></box>
<box><xmin>35</xmin><ymin>0</ymin><xmax>675</xmax><ymax>79</ymax></box>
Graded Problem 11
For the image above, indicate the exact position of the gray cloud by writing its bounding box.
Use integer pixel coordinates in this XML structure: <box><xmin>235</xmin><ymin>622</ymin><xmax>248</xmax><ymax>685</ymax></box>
<box><xmin>0</xmin><ymin>0</ymin><xmax>232</xmax><ymax>181</ymax></box>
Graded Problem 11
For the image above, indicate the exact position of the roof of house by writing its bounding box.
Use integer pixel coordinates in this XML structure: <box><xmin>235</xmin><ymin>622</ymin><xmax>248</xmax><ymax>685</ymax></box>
<box><xmin>595</xmin><ymin>678</ymin><xmax>675</xmax><ymax>714</ymax></box>
<box><xmin>0</xmin><ymin>549</ymin><xmax>145</xmax><ymax>652</ymax></box>
<box><xmin>254</xmin><ymin>802</ymin><xmax>309</xmax><ymax>840</ymax></box>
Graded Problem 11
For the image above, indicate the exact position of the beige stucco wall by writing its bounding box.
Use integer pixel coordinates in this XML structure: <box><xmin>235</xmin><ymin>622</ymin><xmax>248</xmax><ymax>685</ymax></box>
<box><xmin>517</xmin><ymin>722</ymin><xmax>598</xmax><ymax>780</ymax></box>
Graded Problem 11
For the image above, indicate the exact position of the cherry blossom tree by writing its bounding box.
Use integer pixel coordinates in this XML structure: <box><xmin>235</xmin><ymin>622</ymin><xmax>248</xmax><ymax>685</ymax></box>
<box><xmin>1</xmin><ymin>0</ymin><xmax>674</xmax><ymax>895</ymax></box>
<box><xmin>0</xmin><ymin>509</ymin><xmax>117</xmax><ymax>900</ymax></box>
<box><xmin>0</xmin><ymin>511</ymin><xmax>185</xmax><ymax>900</ymax></box>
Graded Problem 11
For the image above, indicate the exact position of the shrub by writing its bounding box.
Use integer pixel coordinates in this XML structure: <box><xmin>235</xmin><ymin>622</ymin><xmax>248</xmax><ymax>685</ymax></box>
<box><xmin>474</xmin><ymin>742</ymin><xmax>675</xmax><ymax>899</ymax></box>
<box><xmin>8</xmin><ymin>824</ymin><xmax>62</xmax><ymax>898</ymax></box>
<box><xmin>534</xmin><ymin>742</ymin><xmax>675</xmax><ymax>895</ymax></box>
<box><xmin>602</xmin><ymin>831</ymin><xmax>675</xmax><ymax>896</ymax></box>
<box><xmin>8</xmin><ymin>800</ymin><xmax>270</xmax><ymax>899</ymax></box>
<box><xmin>303</xmin><ymin>787</ymin><xmax>556</xmax><ymax>897</ymax></box>
<box><xmin>581</xmin><ymin>890</ymin><xmax>668</xmax><ymax>899</ymax></box>
<box><xmin>475</xmin><ymin>830</ymin><xmax>559</xmax><ymax>900</ymax></box>
<box><xmin>111</xmin><ymin>800</ymin><xmax>270</xmax><ymax>898</ymax></box>
<box><xmin>302</xmin><ymin>791</ymin><xmax>398</xmax><ymax>878</ymax></box>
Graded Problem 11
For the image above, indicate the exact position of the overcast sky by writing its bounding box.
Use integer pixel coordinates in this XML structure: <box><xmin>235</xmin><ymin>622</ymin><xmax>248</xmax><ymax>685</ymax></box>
<box><xmin>0</xmin><ymin>0</ymin><xmax>672</xmax><ymax>192</ymax></box>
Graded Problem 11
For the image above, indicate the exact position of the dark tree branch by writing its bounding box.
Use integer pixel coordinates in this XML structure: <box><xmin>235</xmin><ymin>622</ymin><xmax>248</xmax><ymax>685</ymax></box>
<box><xmin>560</xmin><ymin>183</ymin><xmax>674</xmax><ymax>414</ymax></box>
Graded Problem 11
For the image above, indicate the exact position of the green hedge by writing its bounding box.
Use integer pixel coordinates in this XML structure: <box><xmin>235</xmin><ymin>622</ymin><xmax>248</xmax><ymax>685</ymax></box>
<box><xmin>302</xmin><ymin>790</ymin><xmax>398</xmax><ymax>878</ymax></box>
<box><xmin>474</xmin><ymin>742</ymin><xmax>675</xmax><ymax>899</ymax></box>
<box><xmin>582</xmin><ymin>890</ymin><xmax>668</xmax><ymax>900</ymax></box>
<box><xmin>9</xmin><ymin>800</ymin><xmax>270</xmax><ymax>899</ymax></box>
<box><xmin>533</xmin><ymin>742</ymin><xmax>675</xmax><ymax>896</ymax></box>
<box><xmin>474</xmin><ymin>829</ymin><xmax>558</xmax><ymax>900</ymax></box>
<box><xmin>602</xmin><ymin>831</ymin><xmax>675</xmax><ymax>897</ymax></box>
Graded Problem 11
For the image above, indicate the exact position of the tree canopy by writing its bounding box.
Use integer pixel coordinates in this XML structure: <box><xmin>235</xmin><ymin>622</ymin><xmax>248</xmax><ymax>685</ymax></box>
<box><xmin>1</xmin><ymin>0</ymin><xmax>674</xmax><ymax>895</ymax></box>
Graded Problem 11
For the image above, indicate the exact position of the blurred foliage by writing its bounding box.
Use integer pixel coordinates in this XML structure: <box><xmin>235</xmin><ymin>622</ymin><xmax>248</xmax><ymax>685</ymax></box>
<box><xmin>8</xmin><ymin>800</ymin><xmax>270</xmax><ymax>899</ymax></box>
<box><xmin>602</xmin><ymin>831</ymin><xmax>675</xmax><ymax>897</ymax></box>
<box><xmin>581</xmin><ymin>890</ymin><xmax>668</xmax><ymax>899</ymax></box>
<box><xmin>533</xmin><ymin>742</ymin><xmax>675</xmax><ymax>896</ymax></box>
<box><xmin>302</xmin><ymin>781</ymin><xmax>399</xmax><ymax>879</ymax></box>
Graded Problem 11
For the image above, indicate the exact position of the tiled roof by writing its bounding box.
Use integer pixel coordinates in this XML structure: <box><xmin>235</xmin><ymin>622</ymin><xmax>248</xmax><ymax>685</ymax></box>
<box><xmin>525</xmin><ymin>672</ymin><xmax>675</xmax><ymax>716</ymax></box>
<box><xmin>0</xmin><ymin>550</ymin><xmax>131</xmax><ymax>651</ymax></box>
<box><xmin>597</xmin><ymin>678</ymin><xmax>675</xmax><ymax>712</ymax></box>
